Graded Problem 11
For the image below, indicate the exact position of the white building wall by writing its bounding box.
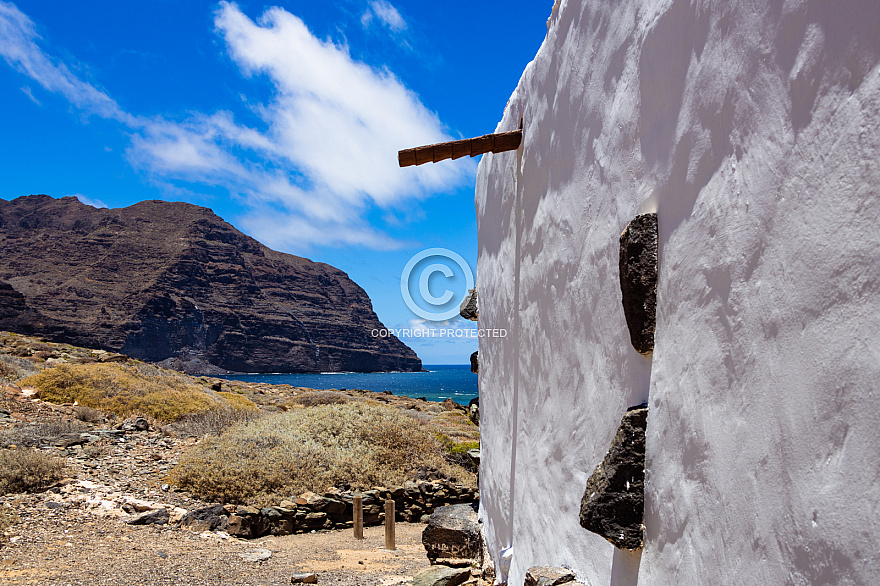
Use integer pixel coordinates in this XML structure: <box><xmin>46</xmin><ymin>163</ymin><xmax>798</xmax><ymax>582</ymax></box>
<box><xmin>475</xmin><ymin>1</ymin><xmax>880</xmax><ymax>585</ymax></box>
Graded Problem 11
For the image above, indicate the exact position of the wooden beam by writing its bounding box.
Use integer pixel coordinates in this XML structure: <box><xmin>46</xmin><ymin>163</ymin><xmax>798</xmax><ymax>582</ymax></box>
<box><xmin>398</xmin><ymin>129</ymin><xmax>522</xmax><ymax>167</ymax></box>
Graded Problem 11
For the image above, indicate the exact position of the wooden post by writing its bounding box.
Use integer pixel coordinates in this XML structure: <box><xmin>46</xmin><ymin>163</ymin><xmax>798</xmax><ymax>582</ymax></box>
<box><xmin>384</xmin><ymin>500</ymin><xmax>396</xmax><ymax>551</ymax></box>
<box><xmin>353</xmin><ymin>495</ymin><xmax>364</xmax><ymax>540</ymax></box>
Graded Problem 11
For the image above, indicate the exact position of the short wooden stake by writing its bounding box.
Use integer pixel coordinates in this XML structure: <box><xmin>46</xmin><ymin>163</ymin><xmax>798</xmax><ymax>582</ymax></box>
<box><xmin>353</xmin><ymin>495</ymin><xmax>364</xmax><ymax>540</ymax></box>
<box><xmin>384</xmin><ymin>500</ymin><xmax>396</xmax><ymax>551</ymax></box>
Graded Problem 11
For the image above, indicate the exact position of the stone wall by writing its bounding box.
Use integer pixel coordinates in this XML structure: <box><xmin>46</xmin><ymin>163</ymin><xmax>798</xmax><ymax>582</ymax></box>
<box><xmin>178</xmin><ymin>480</ymin><xmax>479</xmax><ymax>538</ymax></box>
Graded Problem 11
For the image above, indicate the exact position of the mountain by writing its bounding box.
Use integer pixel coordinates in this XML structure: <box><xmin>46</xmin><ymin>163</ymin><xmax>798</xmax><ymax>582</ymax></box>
<box><xmin>0</xmin><ymin>195</ymin><xmax>421</xmax><ymax>374</ymax></box>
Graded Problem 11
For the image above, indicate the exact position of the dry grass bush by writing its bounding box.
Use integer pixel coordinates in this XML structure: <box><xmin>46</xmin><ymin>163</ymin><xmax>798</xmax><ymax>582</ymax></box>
<box><xmin>0</xmin><ymin>353</ymin><xmax>40</xmax><ymax>383</ymax></box>
<box><xmin>168</xmin><ymin>402</ymin><xmax>475</xmax><ymax>505</ymax></box>
<box><xmin>291</xmin><ymin>390</ymin><xmax>350</xmax><ymax>407</ymax></box>
<box><xmin>0</xmin><ymin>449</ymin><xmax>66</xmax><ymax>494</ymax></box>
<box><xmin>19</xmin><ymin>363</ymin><xmax>254</xmax><ymax>422</ymax></box>
<box><xmin>73</xmin><ymin>405</ymin><xmax>105</xmax><ymax>423</ymax></box>
<box><xmin>164</xmin><ymin>407</ymin><xmax>263</xmax><ymax>438</ymax></box>
<box><xmin>0</xmin><ymin>420</ymin><xmax>89</xmax><ymax>448</ymax></box>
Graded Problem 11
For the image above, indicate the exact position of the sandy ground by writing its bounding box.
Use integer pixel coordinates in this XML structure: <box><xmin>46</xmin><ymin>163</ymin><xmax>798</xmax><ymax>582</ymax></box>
<box><xmin>1</xmin><ymin>519</ymin><xmax>431</xmax><ymax>586</ymax></box>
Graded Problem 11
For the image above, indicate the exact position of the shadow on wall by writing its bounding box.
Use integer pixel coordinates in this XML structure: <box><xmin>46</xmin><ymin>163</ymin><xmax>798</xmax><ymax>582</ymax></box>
<box><xmin>611</xmin><ymin>548</ymin><xmax>643</xmax><ymax>586</ymax></box>
<box><xmin>641</xmin><ymin>0</ymin><xmax>880</xmax><ymax>239</ymax></box>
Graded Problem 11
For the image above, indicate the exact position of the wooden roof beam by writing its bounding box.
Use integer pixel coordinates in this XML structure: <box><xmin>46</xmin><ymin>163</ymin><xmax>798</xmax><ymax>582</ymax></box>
<box><xmin>398</xmin><ymin>129</ymin><xmax>522</xmax><ymax>167</ymax></box>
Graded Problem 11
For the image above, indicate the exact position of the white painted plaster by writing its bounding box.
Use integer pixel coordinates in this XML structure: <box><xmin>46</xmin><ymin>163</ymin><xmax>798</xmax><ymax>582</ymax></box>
<box><xmin>476</xmin><ymin>1</ymin><xmax>880</xmax><ymax>584</ymax></box>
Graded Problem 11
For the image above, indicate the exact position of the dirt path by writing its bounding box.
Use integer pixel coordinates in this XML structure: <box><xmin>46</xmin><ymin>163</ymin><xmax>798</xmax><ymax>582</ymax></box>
<box><xmin>1</xmin><ymin>518</ymin><xmax>430</xmax><ymax>586</ymax></box>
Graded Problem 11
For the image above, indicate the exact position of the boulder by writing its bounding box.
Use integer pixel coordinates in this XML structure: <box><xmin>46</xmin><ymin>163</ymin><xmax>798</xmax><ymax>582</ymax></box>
<box><xmin>618</xmin><ymin>213</ymin><xmax>658</xmax><ymax>354</ymax></box>
<box><xmin>524</xmin><ymin>566</ymin><xmax>576</xmax><ymax>586</ymax></box>
<box><xmin>470</xmin><ymin>351</ymin><xmax>478</xmax><ymax>375</ymax></box>
<box><xmin>290</xmin><ymin>574</ymin><xmax>318</xmax><ymax>584</ymax></box>
<box><xmin>579</xmin><ymin>404</ymin><xmax>648</xmax><ymax>550</ymax></box>
<box><xmin>422</xmin><ymin>504</ymin><xmax>482</xmax><ymax>564</ymax></box>
<box><xmin>412</xmin><ymin>566</ymin><xmax>471</xmax><ymax>586</ymax></box>
<box><xmin>118</xmin><ymin>417</ymin><xmax>150</xmax><ymax>432</ymax></box>
<box><xmin>179</xmin><ymin>504</ymin><xmax>227</xmax><ymax>532</ymax></box>
<box><xmin>125</xmin><ymin>508</ymin><xmax>169</xmax><ymax>526</ymax></box>
<box><xmin>226</xmin><ymin>513</ymin><xmax>251</xmax><ymax>538</ymax></box>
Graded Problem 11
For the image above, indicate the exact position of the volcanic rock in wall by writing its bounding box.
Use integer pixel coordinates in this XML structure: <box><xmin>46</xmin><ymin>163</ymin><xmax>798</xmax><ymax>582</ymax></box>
<box><xmin>618</xmin><ymin>213</ymin><xmax>658</xmax><ymax>354</ymax></box>
<box><xmin>579</xmin><ymin>403</ymin><xmax>648</xmax><ymax>550</ymax></box>
<box><xmin>0</xmin><ymin>195</ymin><xmax>421</xmax><ymax>374</ymax></box>
<box><xmin>459</xmin><ymin>288</ymin><xmax>478</xmax><ymax>321</ymax></box>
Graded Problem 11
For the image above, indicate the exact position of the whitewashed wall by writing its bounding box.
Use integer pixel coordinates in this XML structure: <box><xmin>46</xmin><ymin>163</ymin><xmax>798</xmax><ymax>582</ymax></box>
<box><xmin>475</xmin><ymin>1</ymin><xmax>880</xmax><ymax>585</ymax></box>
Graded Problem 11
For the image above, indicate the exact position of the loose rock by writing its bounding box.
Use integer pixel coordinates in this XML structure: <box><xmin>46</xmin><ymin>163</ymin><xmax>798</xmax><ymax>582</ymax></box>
<box><xmin>290</xmin><ymin>573</ymin><xmax>318</xmax><ymax>584</ymax></box>
<box><xmin>524</xmin><ymin>566</ymin><xmax>576</xmax><ymax>586</ymax></box>
<box><xmin>125</xmin><ymin>508</ymin><xmax>170</xmax><ymax>526</ymax></box>
<box><xmin>412</xmin><ymin>565</ymin><xmax>471</xmax><ymax>586</ymax></box>
<box><xmin>422</xmin><ymin>504</ymin><xmax>482</xmax><ymax>564</ymax></box>
<box><xmin>239</xmin><ymin>548</ymin><xmax>272</xmax><ymax>562</ymax></box>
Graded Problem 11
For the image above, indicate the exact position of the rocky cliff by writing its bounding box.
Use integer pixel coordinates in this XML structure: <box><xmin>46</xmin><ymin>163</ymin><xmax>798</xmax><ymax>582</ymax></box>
<box><xmin>0</xmin><ymin>195</ymin><xmax>421</xmax><ymax>374</ymax></box>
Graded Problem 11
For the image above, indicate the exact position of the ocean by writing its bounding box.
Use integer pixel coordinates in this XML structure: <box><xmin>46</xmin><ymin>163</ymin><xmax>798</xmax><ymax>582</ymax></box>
<box><xmin>218</xmin><ymin>364</ymin><xmax>478</xmax><ymax>405</ymax></box>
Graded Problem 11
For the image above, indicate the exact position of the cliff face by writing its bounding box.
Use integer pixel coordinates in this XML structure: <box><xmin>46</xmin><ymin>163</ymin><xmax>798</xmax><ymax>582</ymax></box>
<box><xmin>0</xmin><ymin>195</ymin><xmax>421</xmax><ymax>374</ymax></box>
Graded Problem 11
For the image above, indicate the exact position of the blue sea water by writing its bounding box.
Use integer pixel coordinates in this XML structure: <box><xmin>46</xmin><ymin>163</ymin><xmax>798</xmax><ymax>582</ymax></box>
<box><xmin>218</xmin><ymin>364</ymin><xmax>478</xmax><ymax>405</ymax></box>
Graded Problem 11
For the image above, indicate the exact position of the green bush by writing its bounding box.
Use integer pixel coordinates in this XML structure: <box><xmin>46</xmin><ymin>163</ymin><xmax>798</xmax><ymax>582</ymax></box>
<box><xmin>0</xmin><ymin>449</ymin><xmax>66</xmax><ymax>494</ymax></box>
<box><xmin>168</xmin><ymin>402</ymin><xmax>475</xmax><ymax>505</ymax></box>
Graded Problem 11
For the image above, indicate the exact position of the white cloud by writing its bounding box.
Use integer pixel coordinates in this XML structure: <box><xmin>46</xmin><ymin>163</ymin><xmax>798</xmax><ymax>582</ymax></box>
<box><xmin>0</xmin><ymin>1</ymin><xmax>471</xmax><ymax>250</ymax></box>
<box><xmin>73</xmin><ymin>194</ymin><xmax>108</xmax><ymax>209</ymax></box>
<box><xmin>0</xmin><ymin>2</ymin><xmax>132</xmax><ymax>124</ymax></box>
<box><xmin>362</xmin><ymin>0</ymin><xmax>407</xmax><ymax>32</ymax></box>
<box><xmin>19</xmin><ymin>85</ymin><xmax>39</xmax><ymax>104</ymax></box>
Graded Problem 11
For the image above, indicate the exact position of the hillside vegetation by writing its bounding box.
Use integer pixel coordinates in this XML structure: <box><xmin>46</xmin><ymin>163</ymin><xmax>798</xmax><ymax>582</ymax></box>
<box><xmin>168</xmin><ymin>402</ymin><xmax>474</xmax><ymax>505</ymax></box>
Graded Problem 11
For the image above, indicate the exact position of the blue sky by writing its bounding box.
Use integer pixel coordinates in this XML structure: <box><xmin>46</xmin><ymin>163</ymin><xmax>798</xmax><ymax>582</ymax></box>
<box><xmin>0</xmin><ymin>1</ymin><xmax>548</xmax><ymax>364</ymax></box>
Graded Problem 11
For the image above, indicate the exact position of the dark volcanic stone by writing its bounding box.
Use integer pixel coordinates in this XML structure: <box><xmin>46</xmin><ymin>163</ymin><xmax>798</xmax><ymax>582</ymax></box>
<box><xmin>179</xmin><ymin>504</ymin><xmax>227</xmax><ymax>532</ymax></box>
<box><xmin>470</xmin><ymin>351</ymin><xmax>478</xmax><ymax>374</ymax></box>
<box><xmin>618</xmin><ymin>213</ymin><xmax>658</xmax><ymax>354</ymax></box>
<box><xmin>422</xmin><ymin>504</ymin><xmax>482</xmax><ymax>564</ymax></box>
<box><xmin>125</xmin><ymin>508</ymin><xmax>170</xmax><ymax>526</ymax></box>
<box><xmin>579</xmin><ymin>403</ymin><xmax>648</xmax><ymax>550</ymax></box>
<box><xmin>459</xmin><ymin>288</ymin><xmax>478</xmax><ymax>321</ymax></box>
<box><xmin>0</xmin><ymin>195</ymin><xmax>421</xmax><ymax>374</ymax></box>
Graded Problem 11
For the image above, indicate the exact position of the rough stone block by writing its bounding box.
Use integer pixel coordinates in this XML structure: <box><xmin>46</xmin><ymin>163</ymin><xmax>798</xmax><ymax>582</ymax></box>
<box><xmin>579</xmin><ymin>403</ymin><xmax>648</xmax><ymax>550</ymax></box>
<box><xmin>619</xmin><ymin>213</ymin><xmax>658</xmax><ymax>354</ymax></box>
<box><xmin>524</xmin><ymin>566</ymin><xmax>576</xmax><ymax>586</ymax></box>
<box><xmin>412</xmin><ymin>565</ymin><xmax>471</xmax><ymax>586</ymax></box>
<box><xmin>459</xmin><ymin>288</ymin><xmax>478</xmax><ymax>321</ymax></box>
<box><xmin>422</xmin><ymin>504</ymin><xmax>482</xmax><ymax>563</ymax></box>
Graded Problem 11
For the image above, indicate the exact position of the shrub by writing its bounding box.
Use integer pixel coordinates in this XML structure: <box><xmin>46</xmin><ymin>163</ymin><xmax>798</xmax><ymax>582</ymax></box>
<box><xmin>73</xmin><ymin>405</ymin><xmax>105</xmax><ymax>423</ymax></box>
<box><xmin>0</xmin><ymin>420</ymin><xmax>89</xmax><ymax>448</ymax></box>
<box><xmin>216</xmin><ymin>392</ymin><xmax>259</xmax><ymax>411</ymax></box>
<box><xmin>0</xmin><ymin>449</ymin><xmax>66</xmax><ymax>494</ymax></box>
<box><xmin>168</xmin><ymin>402</ymin><xmax>476</xmax><ymax>506</ymax></box>
<box><xmin>164</xmin><ymin>407</ymin><xmax>263</xmax><ymax>438</ymax></box>
<box><xmin>0</xmin><ymin>353</ymin><xmax>39</xmax><ymax>383</ymax></box>
<box><xmin>19</xmin><ymin>363</ymin><xmax>249</xmax><ymax>422</ymax></box>
<box><xmin>291</xmin><ymin>390</ymin><xmax>349</xmax><ymax>407</ymax></box>
<box><xmin>438</xmin><ymin>435</ymin><xmax>480</xmax><ymax>473</ymax></box>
